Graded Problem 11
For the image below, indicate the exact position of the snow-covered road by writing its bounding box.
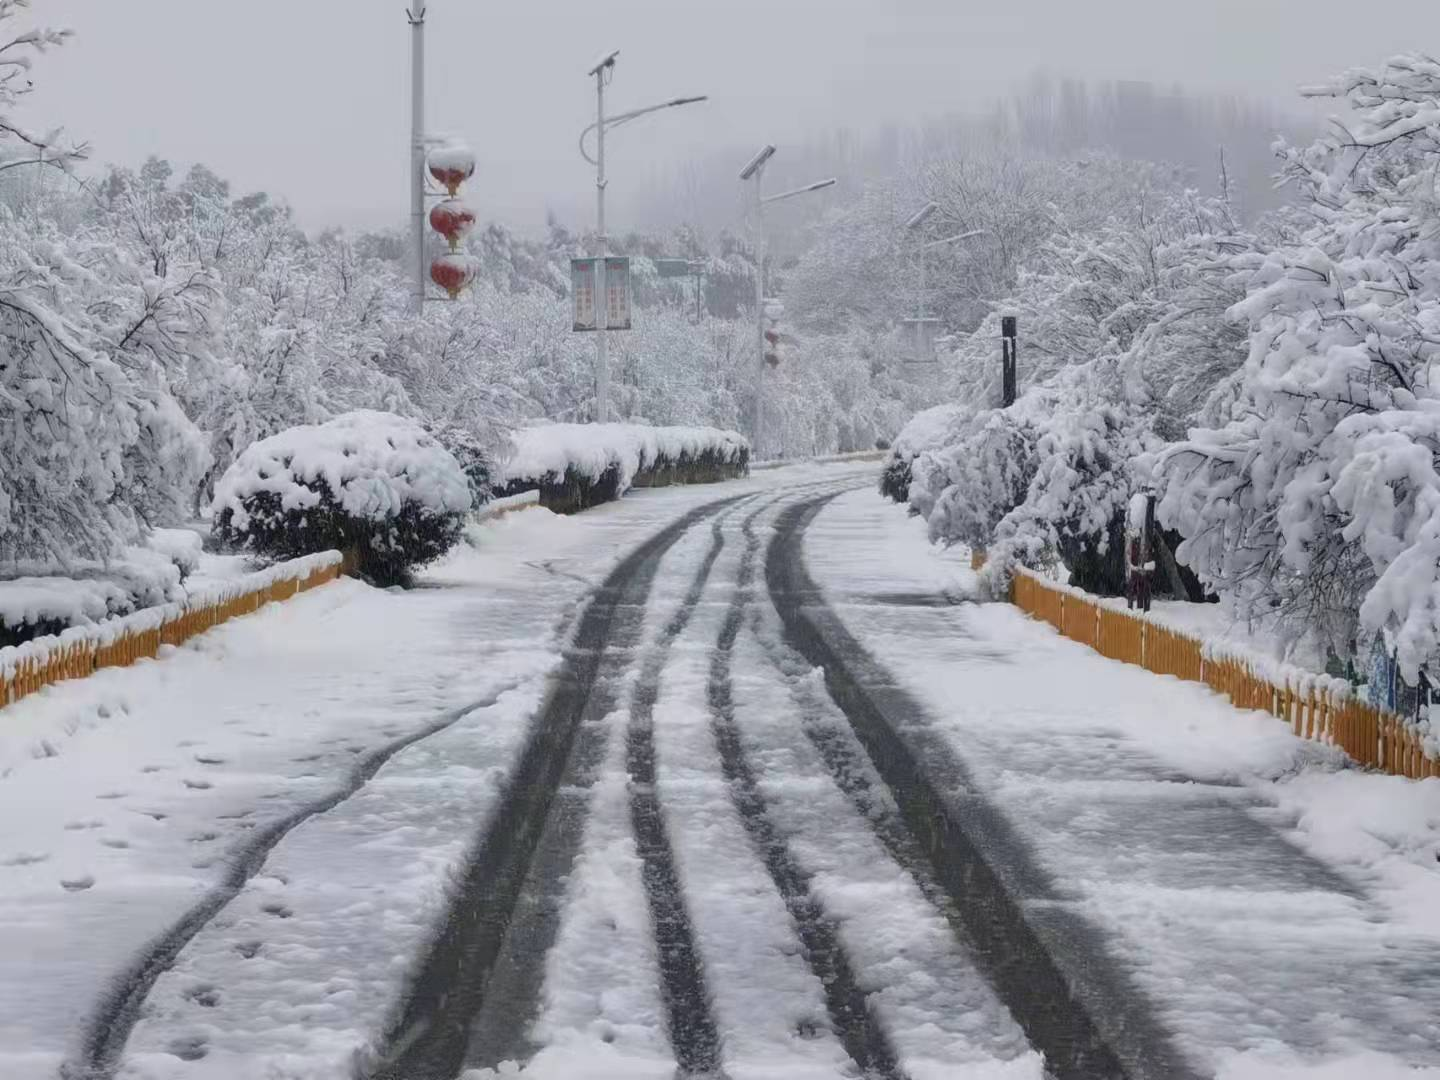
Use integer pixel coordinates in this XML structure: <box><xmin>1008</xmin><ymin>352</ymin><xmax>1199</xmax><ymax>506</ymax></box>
<box><xmin>2</xmin><ymin>465</ymin><xmax>1437</xmax><ymax>1080</ymax></box>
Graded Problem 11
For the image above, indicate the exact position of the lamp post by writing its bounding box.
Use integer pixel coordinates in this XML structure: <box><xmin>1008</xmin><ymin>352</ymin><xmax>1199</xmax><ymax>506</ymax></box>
<box><xmin>741</xmin><ymin>146</ymin><xmax>836</xmax><ymax>455</ymax></box>
<box><xmin>580</xmin><ymin>52</ymin><xmax>705</xmax><ymax>423</ymax></box>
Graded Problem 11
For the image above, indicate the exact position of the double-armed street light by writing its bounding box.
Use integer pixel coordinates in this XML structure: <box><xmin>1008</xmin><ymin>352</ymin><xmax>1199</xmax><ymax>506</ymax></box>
<box><xmin>741</xmin><ymin>146</ymin><xmax>836</xmax><ymax>454</ymax></box>
<box><xmin>579</xmin><ymin>52</ymin><xmax>706</xmax><ymax>423</ymax></box>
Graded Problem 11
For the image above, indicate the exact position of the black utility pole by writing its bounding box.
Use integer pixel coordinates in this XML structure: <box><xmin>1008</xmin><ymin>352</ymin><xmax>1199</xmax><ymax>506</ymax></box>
<box><xmin>1001</xmin><ymin>315</ymin><xmax>1018</xmax><ymax>407</ymax></box>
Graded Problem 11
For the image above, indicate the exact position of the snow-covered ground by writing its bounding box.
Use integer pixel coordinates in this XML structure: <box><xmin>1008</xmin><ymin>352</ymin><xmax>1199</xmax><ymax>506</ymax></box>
<box><xmin>5</xmin><ymin>465</ymin><xmax>1437</xmax><ymax>1080</ymax></box>
<box><xmin>804</xmin><ymin>489</ymin><xmax>1440</xmax><ymax>1078</ymax></box>
<box><xmin>0</xmin><ymin>462</ymin><xmax>867</xmax><ymax>1080</ymax></box>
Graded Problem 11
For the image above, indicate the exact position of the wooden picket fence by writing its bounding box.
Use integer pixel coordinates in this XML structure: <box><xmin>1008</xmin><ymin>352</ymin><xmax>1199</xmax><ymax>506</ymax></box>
<box><xmin>1011</xmin><ymin>569</ymin><xmax>1440</xmax><ymax>781</ymax></box>
<box><xmin>1</xmin><ymin>551</ymin><xmax>354</xmax><ymax>711</ymax></box>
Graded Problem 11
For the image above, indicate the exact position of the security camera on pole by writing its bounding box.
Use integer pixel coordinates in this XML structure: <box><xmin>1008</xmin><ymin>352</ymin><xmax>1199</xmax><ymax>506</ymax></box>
<box><xmin>575</xmin><ymin>52</ymin><xmax>706</xmax><ymax>423</ymax></box>
<box><xmin>740</xmin><ymin>145</ymin><xmax>836</xmax><ymax>455</ymax></box>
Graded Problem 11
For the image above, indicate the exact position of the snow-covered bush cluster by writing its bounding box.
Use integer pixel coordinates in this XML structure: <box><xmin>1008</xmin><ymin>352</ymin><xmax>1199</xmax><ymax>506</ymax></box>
<box><xmin>212</xmin><ymin>411</ymin><xmax>472</xmax><ymax>584</ymax></box>
<box><xmin>901</xmin><ymin>53</ymin><xmax>1440</xmax><ymax>685</ymax></box>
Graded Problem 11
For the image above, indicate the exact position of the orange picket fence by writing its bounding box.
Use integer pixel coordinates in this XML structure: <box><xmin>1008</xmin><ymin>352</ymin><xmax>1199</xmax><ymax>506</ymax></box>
<box><xmin>1010</xmin><ymin>569</ymin><xmax>1439</xmax><ymax>781</ymax></box>
<box><xmin>1</xmin><ymin>551</ymin><xmax>355</xmax><ymax>711</ymax></box>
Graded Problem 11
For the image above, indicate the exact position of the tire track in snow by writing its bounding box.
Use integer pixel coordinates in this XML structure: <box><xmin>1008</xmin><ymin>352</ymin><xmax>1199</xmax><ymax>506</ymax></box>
<box><xmin>61</xmin><ymin>681</ymin><xmax>522</xmax><ymax>1080</ymax></box>
<box><xmin>708</xmin><ymin>498</ymin><xmax>906</xmax><ymax>1079</ymax></box>
<box><xmin>621</xmin><ymin>503</ymin><xmax>739</xmax><ymax>1078</ymax></box>
<box><xmin>765</xmin><ymin>492</ymin><xmax>1201</xmax><ymax>1080</ymax></box>
<box><xmin>364</xmin><ymin>493</ymin><xmax>754</xmax><ymax>1080</ymax></box>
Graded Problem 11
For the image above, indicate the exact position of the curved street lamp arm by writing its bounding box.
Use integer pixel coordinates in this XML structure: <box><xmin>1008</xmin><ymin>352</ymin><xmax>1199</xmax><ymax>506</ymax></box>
<box><xmin>760</xmin><ymin>177</ymin><xmax>838</xmax><ymax>205</ymax></box>
<box><xmin>579</xmin><ymin>95</ymin><xmax>708</xmax><ymax>165</ymax></box>
<box><xmin>923</xmin><ymin>228</ymin><xmax>987</xmax><ymax>249</ymax></box>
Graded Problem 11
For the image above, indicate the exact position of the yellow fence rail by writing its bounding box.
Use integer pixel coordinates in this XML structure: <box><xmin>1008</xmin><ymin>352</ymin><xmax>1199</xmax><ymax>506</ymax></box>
<box><xmin>1</xmin><ymin>551</ymin><xmax>353</xmax><ymax>711</ymax></box>
<box><xmin>1011</xmin><ymin>569</ymin><xmax>1440</xmax><ymax>781</ymax></box>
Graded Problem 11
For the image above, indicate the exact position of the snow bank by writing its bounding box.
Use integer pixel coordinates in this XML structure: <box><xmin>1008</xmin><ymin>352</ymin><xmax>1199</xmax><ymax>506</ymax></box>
<box><xmin>1</xmin><ymin>551</ymin><xmax>343</xmax><ymax>699</ymax></box>
<box><xmin>213</xmin><ymin>410</ymin><xmax>472</xmax><ymax>533</ymax></box>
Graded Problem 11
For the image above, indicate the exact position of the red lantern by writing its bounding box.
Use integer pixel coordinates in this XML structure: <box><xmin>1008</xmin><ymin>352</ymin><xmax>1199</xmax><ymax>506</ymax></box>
<box><xmin>428</xmin><ymin>144</ymin><xmax>476</xmax><ymax>197</ymax></box>
<box><xmin>429</xmin><ymin>199</ymin><xmax>476</xmax><ymax>251</ymax></box>
<box><xmin>430</xmin><ymin>253</ymin><xmax>477</xmax><ymax>300</ymax></box>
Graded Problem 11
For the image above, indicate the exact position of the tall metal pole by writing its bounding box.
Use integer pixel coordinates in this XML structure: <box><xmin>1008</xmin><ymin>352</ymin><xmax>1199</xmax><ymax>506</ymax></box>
<box><xmin>594</xmin><ymin>66</ymin><xmax>610</xmax><ymax>423</ymax></box>
<box><xmin>918</xmin><ymin>242</ymin><xmax>927</xmax><ymax>320</ymax></box>
<box><xmin>751</xmin><ymin>169</ymin><xmax>766</xmax><ymax>454</ymax></box>
<box><xmin>408</xmin><ymin>2</ymin><xmax>427</xmax><ymax>314</ymax></box>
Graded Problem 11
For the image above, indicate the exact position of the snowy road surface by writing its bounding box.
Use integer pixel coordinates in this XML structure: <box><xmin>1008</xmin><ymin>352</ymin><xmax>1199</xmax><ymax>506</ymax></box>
<box><xmin>0</xmin><ymin>464</ymin><xmax>1437</xmax><ymax>1080</ymax></box>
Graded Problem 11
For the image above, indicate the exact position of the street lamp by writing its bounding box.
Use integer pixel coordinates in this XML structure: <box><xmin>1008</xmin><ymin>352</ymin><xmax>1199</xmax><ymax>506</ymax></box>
<box><xmin>579</xmin><ymin>52</ymin><xmax>706</xmax><ymax>423</ymax></box>
<box><xmin>903</xmin><ymin>201</ymin><xmax>985</xmax><ymax>363</ymax></box>
<box><xmin>741</xmin><ymin>146</ymin><xmax>836</xmax><ymax>455</ymax></box>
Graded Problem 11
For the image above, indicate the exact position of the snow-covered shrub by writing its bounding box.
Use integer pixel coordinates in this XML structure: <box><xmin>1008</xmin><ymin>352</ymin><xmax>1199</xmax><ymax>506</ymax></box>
<box><xmin>426</xmin><ymin>423</ymin><xmax>497</xmax><ymax>509</ymax></box>
<box><xmin>1155</xmin><ymin>55</ymin><xmax>1440</xmax><ymax>676</ymax></box>
<box><xmin>916</xmin><ymin>399</ymin><xmax>1045</xmax><ymax>549</ymax></box>
<box><xmin>211</xmin><ymin>411</ymin><xmax>472</xmax><ymax>584</ymax></box>
<box><xmin>881</xmin><ymin>403</ymin><xmax>969</xmax><ymax>504</ymax></box>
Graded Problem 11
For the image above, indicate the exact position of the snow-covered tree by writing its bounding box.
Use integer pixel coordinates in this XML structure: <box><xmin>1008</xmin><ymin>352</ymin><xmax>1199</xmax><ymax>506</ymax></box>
<box><xmin>0</xmin><ymin>10</ymin><xmax>207</xmax><ymax>567</ymax></box>
<box><xmin>1156</xmin><ymin>54</ymin><xmax>1440</xmax><ymax>673</ymax></box>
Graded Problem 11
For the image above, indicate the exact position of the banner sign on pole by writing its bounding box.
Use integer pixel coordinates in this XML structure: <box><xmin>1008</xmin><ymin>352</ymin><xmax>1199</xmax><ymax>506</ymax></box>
<box><xmin>572</xmin><ymin>256</ymin><xmax>632</xmax><ymax>331</ymax></box>
<box><xmin>571</xmin><ymin>258</ymin><xmax>598</xmax><ymax>331</ymax></box>
<box><xmin>604</xmin><ymin>256</ymin><xmax>632</xmax><ymax>330</ymax></box>
<box><xmin>655</xmin><ymin>257</ymin><xmax>694</xmax><ymax>279</ymax></box>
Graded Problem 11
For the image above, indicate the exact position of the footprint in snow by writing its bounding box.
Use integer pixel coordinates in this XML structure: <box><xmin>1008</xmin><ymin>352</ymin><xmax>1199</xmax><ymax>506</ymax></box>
<box><xmin>3</xmin><ymin>852</ymin><xmax>49</xmax><ymax>867</ymax></box>
<box><xmin>194</xmin><ymin>755</ymin><xmax>226</xmax><ymax>766</ymax></box>
<box><xmin>182</xmin><ymin>984</ymin><xmax>220</xmax><ymax>1008</ymax></box>
<box><xmin>189</xmin><ymin>832</ymin><xmax>219</xmax><ymax>843</ymax></box>
<box><xmin>140</xmin><ymin>765</ymin><xmax>166</xmax><ymax>773</ymax></box>
<box><xmin>261</xmin><ymin>902</ymin><xmax>293</xmax><ymax>919</ymax></box>
<box><xmin>182</xmin><ymin>778</ymin><xmax>213</xmax><ymax>790</ymax></box>
<box><xmin>61</xmin><ymin>875</ymin><xmax>95</xmax><ymax>892</ymax></box>
<box><xmin>235</xmin><ymin>940</ymin><xmax>263</xmax><ymax>959</ymax></box>
<box><xmin>167</xmin><ymin>1036</ymin><xmax>208</xmax><ymax>1061</ymax></box>
<box><xmin>96</xmin><ymin>791</ymin><xmax>128</xmax><ymax>800</ymax></box>
<box><xmin>100</xmin><ymin>838</ymin><xmax>130</xmax><ymax>850</ymax></box>
<box><xmin>64</xmin><ymin>820</ymin><xmax>104</xmax><ymax>831</ymax></box>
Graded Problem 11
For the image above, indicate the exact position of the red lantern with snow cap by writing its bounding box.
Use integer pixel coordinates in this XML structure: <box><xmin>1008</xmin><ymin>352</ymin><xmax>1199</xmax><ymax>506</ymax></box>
<box><xmin>429</xmin><ymin>199</ymin><xmax>476</xmax><ymax>252</ymax></box>
<box><xmin>428</xmin><ymin>144</ymin><xmax>476</xmax><ymax>197</ymax></box>
<box><xmin>431</xmin><ymin>253</ymin><xmax>478</xmax><ymax>300</ymax></box>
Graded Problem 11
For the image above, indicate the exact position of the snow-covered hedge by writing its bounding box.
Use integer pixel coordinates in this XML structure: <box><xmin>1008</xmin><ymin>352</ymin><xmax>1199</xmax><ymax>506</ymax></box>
<box><xmin>1</xmin><ymin>552</ymin><xmax>343</xmax><ymax>704</ymax></box>
<box><xmin>0</xmin><ymin>529</ymin><xmax>207</xmax><ymax>648</ymax></box>
<box><xmin>212</xmin><ymin>411</ymin><xmax>472</xmax><ymax>584</ymax></box>
<box><xmin>497</xmin><ymin>423</ymin><xmax>749</xmax><ymax>513</ymax></box>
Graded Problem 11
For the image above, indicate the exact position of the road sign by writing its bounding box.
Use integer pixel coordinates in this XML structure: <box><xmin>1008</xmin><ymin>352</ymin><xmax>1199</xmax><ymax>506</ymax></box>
<box><xmin>901</xmin><ymin>316</ymin><xmax>940</xmax><ymax>364</ymax></box>
<box><xmin>573</xmin><ymin>257</ymin><xmax>632</xmax><ymax>331</ymax></box>
<box><xmin>655</xmin><ymin>257</ymin><xmax>695</xmax><ymax>278</ymax></box>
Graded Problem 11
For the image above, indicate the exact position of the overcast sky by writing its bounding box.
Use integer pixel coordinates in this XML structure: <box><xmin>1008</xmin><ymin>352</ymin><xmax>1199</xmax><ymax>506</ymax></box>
<box><xmin>16</xmin><ymin>1</ymin><xmax>1440</xmax><ymax>234</ymax></box>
